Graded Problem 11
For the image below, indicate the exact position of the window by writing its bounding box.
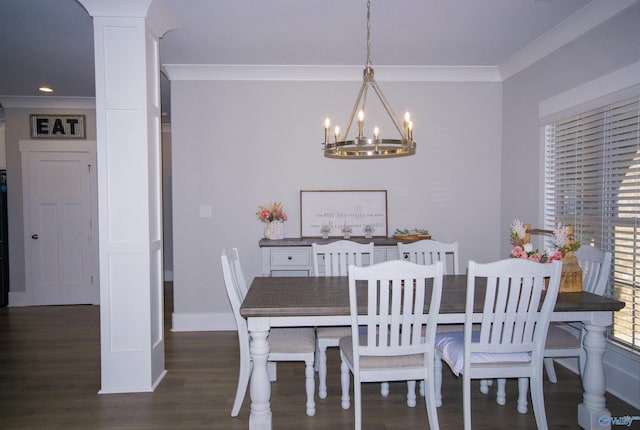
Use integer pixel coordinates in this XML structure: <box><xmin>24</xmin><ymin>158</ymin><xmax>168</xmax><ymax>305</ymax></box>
<box><xmin>544</xmin><ymin>95</ymin><xmax>639</xmax><ymax>352</ymax></box>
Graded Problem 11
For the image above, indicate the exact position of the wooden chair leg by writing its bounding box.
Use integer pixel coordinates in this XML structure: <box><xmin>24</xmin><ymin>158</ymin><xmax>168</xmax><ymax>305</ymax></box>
<box><xmin>423</xmin><ymin>375</ymin><xmax>441</xmax><ymax>430</ymax></box>
<box><xmin>463</xmin><ymin>375</ymin><xmax>472</xmax><ymax>430</ymax></box>
<box><xmin>435</xmin><ymin>356</ymin><xmax>443</xmax><ymax>407</ymax></box>
<box><xmin>231</xmin><ymin>354</ymin><xmax>251</xmax><ymax>416</ymax></box>
<box><xmin>305</xmin><ymin>358</ymin><xmax>316</xmax><ymax>416</ymax></box>
<box><xmin>517</xmin><ymin>377</ymin><xmax>529</xmax><ymax>414</ymax></box>
<box><xmin>530</xmin><ymin>374</ymin><xmax>549</xmax><ymax>430</ymax></box>
<box><xmin>380</xmin><ymin>381</ymin><xmax>389</xmax><ymax>397</ymax></box>
<box><xmin>544</xmin><ymin>357</ymin><xmax>558</xmax><ymax>383</ymax></box>
<box><xmin>480</xmin><ymin>379</ymin><xmax>492</xmax><ymax>394</ymax></box>
<box><xmin>318</xmin><ymin>343</ymin><xmax>329</xmax><ymax>399</ymax></box>
<box><xmin>406</xmin><ymin>380</ymin><xmax>417</xmax><ymax>407</ymax></box>
<box><xmin>496</xmin><ymin>378</ymin><xmax>506</xmax><ymax>405</ymax></box>
<box><xmin>354</xmin><ymin>379</ymin><xmax>363</xmax><ymax>430</ymax></box>
<box><xmin>340</xmin><ymin>360</ymin><xmax>351</xmax><ymax>410</ymax></box>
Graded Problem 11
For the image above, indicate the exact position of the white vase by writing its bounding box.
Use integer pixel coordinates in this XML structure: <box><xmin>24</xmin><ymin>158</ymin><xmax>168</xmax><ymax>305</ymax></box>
<box><xmin>263</xmin><ymin>223</ymin><xmax>271</xmax><ymax>239</ymax></box>
<box><xmin>270</xmin><ymin>220</ymin><xmax>284</xmax><ymax>240</ymax></box>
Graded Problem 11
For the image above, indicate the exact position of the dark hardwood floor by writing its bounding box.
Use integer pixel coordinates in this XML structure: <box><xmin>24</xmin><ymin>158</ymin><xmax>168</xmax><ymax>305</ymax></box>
<box><xmin>0</xmin><ymin>283</ymin><xmax>637</xmax><ymax>429</ymax></box>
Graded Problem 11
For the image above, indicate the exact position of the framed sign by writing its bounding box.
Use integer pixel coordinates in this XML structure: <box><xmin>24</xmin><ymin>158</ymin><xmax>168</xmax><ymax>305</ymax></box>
<box><xmin>300</xmin><ymin>190</ymin><xmax>388</xmax><ymax>238</ymax></box>
<box><xmin>30</xmin><ymin>114</ymin><xmax>86</xmax><ymax>139</ymax></box>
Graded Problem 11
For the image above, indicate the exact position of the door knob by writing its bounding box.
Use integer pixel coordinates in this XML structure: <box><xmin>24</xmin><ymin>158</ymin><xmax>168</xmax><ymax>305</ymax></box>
<box><xmin>31</xmin><ymin>234</ymin><xmax>39</xmax><ymax>239</ymax></box>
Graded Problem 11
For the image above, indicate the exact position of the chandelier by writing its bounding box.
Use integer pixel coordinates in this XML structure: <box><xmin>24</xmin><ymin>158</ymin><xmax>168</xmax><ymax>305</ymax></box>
<box><xmin>322</xmin><ymin>0</ymin><xmax>416</xmax><ymax>159</ymax></box>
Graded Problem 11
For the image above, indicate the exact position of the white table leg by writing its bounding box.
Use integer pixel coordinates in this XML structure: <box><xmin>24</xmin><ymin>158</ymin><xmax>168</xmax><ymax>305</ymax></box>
<box><xmin>578</xmin><ymin>316</ymin><xmax>611</xmax><ymax>430</ymax></box>
<box><xmin>248</xmin><ymin>318</ymin><xmax>272</xmax><ymax>430</ymax></box>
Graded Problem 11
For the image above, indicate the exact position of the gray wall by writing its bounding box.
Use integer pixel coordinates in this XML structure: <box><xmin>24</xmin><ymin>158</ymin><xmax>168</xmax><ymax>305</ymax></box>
<box><xmin>170</xmin><ymin>80</ymin><xmax>503</xmax><ymax>324</ymax></box>
<box><xmin>500</xmin><ymin>3</ymin><xmax>640</xmax><ymax>256</ymax></box>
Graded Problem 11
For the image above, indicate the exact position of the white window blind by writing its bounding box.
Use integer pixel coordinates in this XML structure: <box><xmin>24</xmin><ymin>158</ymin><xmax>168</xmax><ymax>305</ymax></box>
<box><xmin>544</xmin><ymin>95</ymin><xmax>639</xmax><ymax>352</ymax></box>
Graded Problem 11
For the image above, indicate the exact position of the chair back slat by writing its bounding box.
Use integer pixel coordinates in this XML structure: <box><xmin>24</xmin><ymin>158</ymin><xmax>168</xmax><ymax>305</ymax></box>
<box><xmin>397</xmin><ymin>240</ymin><xmax>460</xmax><ymax>275</ymax></box>
<box><xmin>349</xmin><ymin>260</ymin><xmax>444</xmax><ymax>361</ymax></box>
<box><xmin>312</xmin><ymin>240</ymin><xmax>374</xmax><ymax>276</ymax></box>
<box><xmin>466</xmin><ymin>259</ymin><xmax>562</xmax><ymax>363</ymax></box>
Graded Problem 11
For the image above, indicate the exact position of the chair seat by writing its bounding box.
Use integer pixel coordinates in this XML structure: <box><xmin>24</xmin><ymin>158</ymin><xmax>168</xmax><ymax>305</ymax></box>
<box><xmin>339</xmin><ymin>335</ymin><xmax>425</xmax><ymax>370</ymax></box>
<box><xmin>317</xmin><ymin>326</ymin><xmax>351</xmax><ymax>340</ymax></box>
<box><xmin>270</xmin><ymin>327</ymin><xmax>316</xmax><ymax>353</ymax></box>
<box><xmin>545</xmin><ymin>323</ymin><xmax>581</xmax><ymax>349</ymax></box>
<box><xmin>435</xmin><ymin>331</ymin><xmax>531</xmax><ymax>376</ymax></box>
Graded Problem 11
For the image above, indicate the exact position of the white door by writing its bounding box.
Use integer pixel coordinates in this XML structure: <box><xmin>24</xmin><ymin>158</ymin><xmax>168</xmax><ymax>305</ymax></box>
<box><xmin>21</xmin><ymin>141</ymin><xmax>98</xmax><ymax>305</ymax></box>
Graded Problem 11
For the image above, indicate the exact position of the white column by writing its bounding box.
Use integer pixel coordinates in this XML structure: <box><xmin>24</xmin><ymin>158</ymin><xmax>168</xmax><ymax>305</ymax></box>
<box><xmin>80</xmin><ymin>0</ymin><xmax>172</xmax><ymax>393</ymax></box>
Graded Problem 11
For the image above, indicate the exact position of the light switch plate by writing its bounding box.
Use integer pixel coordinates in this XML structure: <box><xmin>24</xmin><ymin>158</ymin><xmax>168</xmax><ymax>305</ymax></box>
<box><xmin>199</xmin><ymin>205</ymin><xmax>212</xmax><ymax>218</ymax></box>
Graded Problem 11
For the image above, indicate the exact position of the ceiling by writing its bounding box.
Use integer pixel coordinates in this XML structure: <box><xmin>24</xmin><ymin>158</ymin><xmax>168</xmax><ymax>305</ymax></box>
<box><xmin>1</xmin><ymin>0</ymin><xmax>631</xmax><ymax>116</ymax></box>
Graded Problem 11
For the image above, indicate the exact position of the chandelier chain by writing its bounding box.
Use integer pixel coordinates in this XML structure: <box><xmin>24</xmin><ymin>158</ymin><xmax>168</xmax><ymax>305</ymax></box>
<box><xmin>321</xmin><ymin>0</ymin><xmax>416</xmax><ymax>159</ymax></box>
<box><xmin>366</xmin><ymin>0</ymin><xmax>371</xmax><ymax>67</ymax></box>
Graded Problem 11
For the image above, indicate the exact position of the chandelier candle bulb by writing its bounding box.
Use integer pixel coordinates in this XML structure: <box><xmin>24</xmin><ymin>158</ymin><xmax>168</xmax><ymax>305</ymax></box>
<box><xmin>373</xmin><ymin>126</ymin><xmax>379</xmax><ymax>140</ymax></box>
<box><xmin>404</xmin><ymin>112</ymin><xmax>411</xmax><ymax>137</ymax></box>
<box><xmin>358</xmin><ymin>110</ymin><xmax>365</xmax><ymax>138</ymax></box>
<box><xmin>334</xmin><ymin>126</ymin><xmax>340</xmax><ymax>143</ymax></box>
<box><xmin>324</xmin><ymin>118</ymin><xmax>331</xmax><ymax>144</ymax></box>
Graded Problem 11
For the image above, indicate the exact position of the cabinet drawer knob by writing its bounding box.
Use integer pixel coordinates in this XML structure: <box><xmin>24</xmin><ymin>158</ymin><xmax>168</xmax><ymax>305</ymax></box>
<box><xmin>288</xmin><ymin>256</ymin><xmax>293</xmax><ymax>260</ymax></box>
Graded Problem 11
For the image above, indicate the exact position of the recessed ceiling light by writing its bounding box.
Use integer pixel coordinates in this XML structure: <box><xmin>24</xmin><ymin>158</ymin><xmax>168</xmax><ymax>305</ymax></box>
<box><xmin>38</xmin><ymin>86</ymin><xmax>53</xmax><ymax>93</ymax></box>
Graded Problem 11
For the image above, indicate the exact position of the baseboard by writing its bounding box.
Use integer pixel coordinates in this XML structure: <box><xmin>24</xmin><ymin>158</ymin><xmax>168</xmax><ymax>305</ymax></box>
<box><xmin>8</xmin><ymin>291</ymin><xmax>28</xmax><ymax>306</ymax></box>
<box><xmin>171</xmin><ymin>311</ymin><xmax>236</xmax><ymax>332</ymax></box>
<box><xmin>602</xmin><ymin>342</ymin><xmax>640</xmax><ymax>409</ymax></box>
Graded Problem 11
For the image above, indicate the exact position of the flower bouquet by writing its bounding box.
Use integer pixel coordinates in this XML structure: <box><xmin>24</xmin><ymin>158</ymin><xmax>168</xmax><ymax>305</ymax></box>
<box><xmin>257</xmin><ymin>202</ymin><xmax>287</xmax><ymax>239</ymax></box>
<box><xmin>509</xmin><ymin>219</ymin><xmax>582</xmax><ymax>292</ymax></box>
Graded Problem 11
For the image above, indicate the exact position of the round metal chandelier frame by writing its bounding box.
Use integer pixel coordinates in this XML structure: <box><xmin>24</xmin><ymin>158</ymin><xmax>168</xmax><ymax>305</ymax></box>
<box><xmin>322</xmin><ymin>0</ymin><xmax>416</xmax><ymax>159</ymax></box>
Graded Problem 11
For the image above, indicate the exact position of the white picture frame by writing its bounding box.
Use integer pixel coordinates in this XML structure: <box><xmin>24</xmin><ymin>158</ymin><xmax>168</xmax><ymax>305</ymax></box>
<box><xmin>300</xmin><ymin>190</ymin><xmax>388</xmax><ymax>238</ymax></box>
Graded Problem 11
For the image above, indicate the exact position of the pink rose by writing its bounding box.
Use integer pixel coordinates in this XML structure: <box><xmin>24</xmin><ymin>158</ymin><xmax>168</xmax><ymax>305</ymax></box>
<box><xmin>528</xmin><ymin>253</ymin><xmax>542</xmax><ymax>263</ymax></box>
<box><xmin>260</xmin><ymin>209</ymin><xmax>271</xmax><ymax>220</ymax></box>
<box><xmin>511</xmin><ymin>246</ymin><xmax>527</xmax><ymax>259</ymax></box>
<box><xmin>547</xmin><ymin>250</ymin><xmax>564</xmax><ymax>262</ymax></box>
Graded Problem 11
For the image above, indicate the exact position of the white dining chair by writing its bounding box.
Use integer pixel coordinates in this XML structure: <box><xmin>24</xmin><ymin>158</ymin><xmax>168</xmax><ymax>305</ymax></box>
<box><xmin>435</xmin><ymin>258</ymin><xmax>562</xmax><ymax>430</ymax></box>
<box><xmin>397</xmin><ymin>239</ymin><xmax>460</xmax><ymax>275</ymax></box>
<box><xmin>487</xmin><ymin>245</ymin><xmax>613</xmax><ymax>410</ymax></box>
<box><xmin>396</xmin><ymin>239</ymin><xmax>461</xmax><ymax>398</ymax></box>
<box><xmin>339</xmin><ymin>260</ymin><xmax>443</xmax><ymax>430</ymax></box>
<box><xmin>543</xmin><ymin>244</ymin><xmax>612</xmax><ymax>381</ymax></box>
<box><xmin>221</xmin><ymin>248</ymin><xmax>317</xmax><ymax>417</ymax></box>
<box><xmin>311</xmin><ymin>240</ymin><xmax>374</xmax><ymax>400</ymax></box>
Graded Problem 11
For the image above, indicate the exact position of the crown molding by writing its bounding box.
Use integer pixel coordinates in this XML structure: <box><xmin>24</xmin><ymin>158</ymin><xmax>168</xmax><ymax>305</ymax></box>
<box><xmin>162</xmin><ymin>64</ymin><xmax>501</xmax><ymax>82</ymax></box>
<box><xmin>539</xmin><ymin>60</ymin><xmax>640</xmax><ymax>122</ymax></box>
<box><xmin>499</xmin><ymin>0</ymin><xmax>640</xmax><ymax>80</ymax></box>
<box><xmin>0</xmin><ymin>96</ymin><xmax>95</xmax><ymax>110</ymax></box>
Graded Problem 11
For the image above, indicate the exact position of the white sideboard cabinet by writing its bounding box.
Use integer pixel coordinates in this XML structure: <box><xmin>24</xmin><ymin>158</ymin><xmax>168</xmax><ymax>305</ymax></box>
<box><xmin>259</xmin><ymin>238</ymin><xmax>402</xmax><ymax>276</ymax></box>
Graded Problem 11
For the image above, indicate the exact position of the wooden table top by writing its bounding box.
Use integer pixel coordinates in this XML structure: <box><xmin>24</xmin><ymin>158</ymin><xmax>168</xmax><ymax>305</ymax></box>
<box><xmin>240</xmin><ymin>275</ymin><xmax>625</xmax><ymax>318</ymax></box>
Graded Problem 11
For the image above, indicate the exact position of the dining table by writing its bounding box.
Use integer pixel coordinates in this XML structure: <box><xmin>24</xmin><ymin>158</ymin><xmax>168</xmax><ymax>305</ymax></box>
<box><xmin>240</xmin><ymin>274</ymin><xmax>625</xmax><ymax>430</ymax></box>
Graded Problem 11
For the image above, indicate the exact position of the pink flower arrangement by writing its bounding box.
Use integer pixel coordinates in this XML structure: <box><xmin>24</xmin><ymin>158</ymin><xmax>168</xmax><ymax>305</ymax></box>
<box><xmin>256</xmin><ymin>202</ymin><xmax>287</xmax><ymax>223</ymax></box>
<box><xmin>510</xmin><ymin>242</ymin><xmax>546</xmax><ymax>262</ymax></box>
<box><xmin>509</xmin><ymin>219</ymin><xmax>580</xmax><ymax>263</ymax></box>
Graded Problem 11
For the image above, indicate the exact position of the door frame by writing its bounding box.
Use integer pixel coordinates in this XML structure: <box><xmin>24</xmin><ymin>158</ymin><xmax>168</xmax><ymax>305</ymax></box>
<box><xmin>15</xmin><ymin>139</ymin><xmax>99</xmax><ymax>306</ymax></box>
